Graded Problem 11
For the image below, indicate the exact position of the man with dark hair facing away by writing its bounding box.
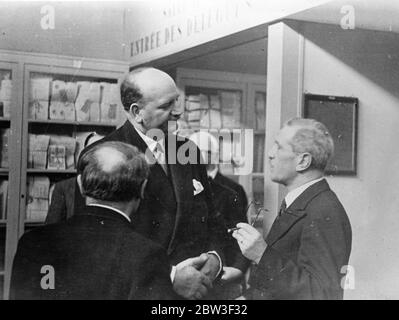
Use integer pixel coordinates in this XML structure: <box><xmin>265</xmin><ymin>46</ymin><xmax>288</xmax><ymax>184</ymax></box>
<box><xmin>10</xmin><ymin>141</ymin><xmax>179</xmax><ymax>300</ymax></box>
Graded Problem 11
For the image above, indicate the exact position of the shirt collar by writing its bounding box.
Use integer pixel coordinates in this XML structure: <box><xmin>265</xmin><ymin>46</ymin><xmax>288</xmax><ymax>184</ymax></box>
<box><xmin>207</xmin><ymin>167</ymin><xmax>218</xmax><ymax>180</ymax></box>
<box><xmin>132</xmin><ymin>122</ymin><xmax>165</xmax><ymax>153</ymax></box>
<box><xmin>87</xmin><ymin>203</ymin><xmax>131</xmax><ymax>223</ymax></box>
<box><xmin>284</xmin><ymin>177</ymin><xmax>324</xmax><ymax>208</ymax></box>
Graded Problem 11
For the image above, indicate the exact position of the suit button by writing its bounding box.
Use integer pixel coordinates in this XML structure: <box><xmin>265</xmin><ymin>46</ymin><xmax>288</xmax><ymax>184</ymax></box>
<box><xmin>152</xmin><ymin>221</ymin><xmax>160</xmax><ymax>228</ymax></box>
<box><xmin>201</xmin><ymin>216</ymin><xmax>206</xmax><ymax>223</ymax></box>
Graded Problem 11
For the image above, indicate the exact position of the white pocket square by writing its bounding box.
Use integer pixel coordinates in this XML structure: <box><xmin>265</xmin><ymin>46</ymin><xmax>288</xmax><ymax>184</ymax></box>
<box><xmin>192</xmin><ymin>179</ymin><xmax>204</xmax><ymax>196</ymax></box>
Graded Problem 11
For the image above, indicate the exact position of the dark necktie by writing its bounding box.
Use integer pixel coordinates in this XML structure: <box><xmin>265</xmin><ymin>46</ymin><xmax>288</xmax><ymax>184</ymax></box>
<box><xmin>278</xmin><ymin>199</ymin><xmax>287</xmax><ymax>218</ymax></box>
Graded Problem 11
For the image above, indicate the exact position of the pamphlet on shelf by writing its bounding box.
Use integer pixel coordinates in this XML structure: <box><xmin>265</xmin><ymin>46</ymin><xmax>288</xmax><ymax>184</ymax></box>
<box><xmin>100</xmin><ymin>83</ymin><xmax>119</xmax><ymax>122</ymax></box>
<box><xmin>28</xmin><ymin>134</ymin><xmax>50</xmax><ymax>169</ymax></box>
<box><xmin>26</xmin><ymin>198</ymin><xmax>48</xmax><ymax>222</ymax></box>
<box><xmin>64</xmin><ymin>102</ymin><xmax>76</xmax><ymax>121</ymax></box>
<box><xmin>49</xmin><ymin>135</ymin><xmax>76</xmax><ymax>169</ymax></box>
<box><xmin>88</xmin><ymin>82</ymin><xmax>101</xmax><ymax>103</ymax></box>
<box><xmin>30</xmin><ymin>100</ymin><xmax>49</xmax><ymax>120</ymax></box>
<box><xmin>49</xmin><ymin>100</ymin><xmax>64</xmax><ymax>120</ymax></box>
<box><xmin>28</xmin><ymin>176</ymin><xmax>50</xmax><ymax>199</ymax></box>
<box><xmin>66</xmin><ymin>82</ymin><xmax>78</xmax><ymax>102</ymax></box>
<box><xmin>30</xmin><ymin>78</ymin><xmax>51</xmax><ymax>101</ymax></box>
<box><xmin>51</xmin><ymin>80</ymin><xmax>68</xmax><ymax>102</ymax></box>
<box><xmin>27</xmin><ymin>176</ymin><xmax>50</xmax><ymax>222</ymax></box>
<box><xmin>76</xmin><ymin>82</ymin><xmax>91</xmax><ymax>121</ymax></box>
<box><xmin>90</xmin><ymin>102</ymin><xmax>100</xmax><ymax>122</ymax></box>
<box><xmin>47</xmin><ymin>145</ymin><xmax>66</xmax><ymax>170</ymax></box>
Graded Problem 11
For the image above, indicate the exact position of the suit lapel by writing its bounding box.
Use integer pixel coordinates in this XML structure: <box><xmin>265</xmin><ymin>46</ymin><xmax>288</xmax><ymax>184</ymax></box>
<box><xmin>266</xmin><ymin>209</ymin><xmax>307</xmax><ymax>246</ymax></box>
<box><xmin>166</xmin><ymin>135</ymin><xmax>193</xmax><ymax>254</ymax></box>
<box><xmin>266</xmin><ymin>179</ymin><xmax>331</xmax><ymax>246</ymax></box>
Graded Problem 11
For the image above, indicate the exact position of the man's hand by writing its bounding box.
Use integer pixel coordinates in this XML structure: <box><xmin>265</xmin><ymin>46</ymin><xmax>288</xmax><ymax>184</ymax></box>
<box><xmin>232</xmin><ymin>223</ymin><xmax>267</xmax><ymax>264</ymax></box>
<box><xmin>199</xmin><ymin>253</ymin><xmax>220</xmax><ymax>281</ymax></box>
<box><xmin>173</xmin><ymin>254</ymin><xmax>213</xmax><ymax>300</ymax></box>
<box><xmin>221</xmin><ymin>266</ymin><xmax>243</xmax><ymax>282</ymax></box>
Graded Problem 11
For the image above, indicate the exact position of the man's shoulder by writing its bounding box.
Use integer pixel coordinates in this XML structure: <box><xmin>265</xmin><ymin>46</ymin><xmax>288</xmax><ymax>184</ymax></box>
<box><xmin>215</xmin><ymin>173</ymin><xmax>244</xmax><ymax>192</ymax></box>
<box><xmin>305</xmin><ymin>182</ymin><xmax>348</xmax><ymax>221</ymax></box>
<box><xmin>211</xmin><ymin>179</ymin><xmax>238</xmax><ymax>199</ymax></box>
<box><xmin>17</xmin><ymin>223</ymin><xmax>67</xmax><ymax>252</ymax></box>
<box><xmin>119</xmin><ymin>228</ymin><xmax>169</xmax><ymax>261</ymax></box>
<box><xmin>54</xmin><ymin>177</ymin><xmax>76</xmax><ymax>191</ymax></box>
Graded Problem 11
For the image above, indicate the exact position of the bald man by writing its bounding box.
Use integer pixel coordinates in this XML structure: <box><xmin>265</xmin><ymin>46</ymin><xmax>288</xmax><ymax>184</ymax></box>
<box><xmin>78</xmin><ymin>67</ymin><xmax>227</xmax><ymax>299</ymax></box>
<box><xmin>10</xmin><ymin>141</ymin><xmax>178</xmax><ymax>300</ymax></box>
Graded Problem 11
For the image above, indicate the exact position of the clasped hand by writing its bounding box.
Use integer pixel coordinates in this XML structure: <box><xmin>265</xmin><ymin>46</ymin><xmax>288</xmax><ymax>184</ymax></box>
<box><xmin>173</xmin><ymin>253</ymin><xmax>219</xmax><ymax>300</ymax></box>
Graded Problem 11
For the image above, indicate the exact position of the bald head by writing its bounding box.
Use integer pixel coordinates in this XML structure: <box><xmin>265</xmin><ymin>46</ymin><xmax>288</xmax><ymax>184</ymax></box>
<box><xmin>120</xmin><ymin>67</ymin><xmax>178</xmax><ymax>112</ymax></box>
<box><xmin>78</xmin><ymin>141</ymin><xmax>149</xmax><ymax>202</ymax></box>
<box><xmin>95</xmin><ymin>147</ymin><xmax>126</xmax><ymax>173</ymax></box>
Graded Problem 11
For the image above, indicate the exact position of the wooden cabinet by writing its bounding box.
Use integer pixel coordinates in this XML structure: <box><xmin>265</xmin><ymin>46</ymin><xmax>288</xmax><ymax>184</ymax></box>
<box><xmin>176</xmin><ymin>68</ymin><xmax>266</xmax><ymax>226</ymax></box>
<box><xmin>0</xmin><ymin>50</ymin><xmax>128</xmax><ymax>299</ymax></box>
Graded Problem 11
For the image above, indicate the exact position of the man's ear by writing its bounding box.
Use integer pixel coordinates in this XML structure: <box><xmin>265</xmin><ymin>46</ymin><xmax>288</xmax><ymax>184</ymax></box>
<box><xmin>140</xmin><ymin>179</ymin><xmax>148</xmax><ymax>199</ymax></box>
<box><xmin>130</xmin><ymin>103</ymin><xmax>142</xmax><ymax>122</ymax></box>
<box><xmin>296</xmin><ymin>153</ymin><xmax>312</xmax><ymax>172</ymax></box>
<box><xmin>77</xmin><ymin>175</ymin><xmax>84</xmax><ymax>195</ymax></box>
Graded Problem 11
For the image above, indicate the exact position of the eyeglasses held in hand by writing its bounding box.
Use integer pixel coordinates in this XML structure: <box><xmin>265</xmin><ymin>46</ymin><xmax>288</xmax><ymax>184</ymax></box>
<box><xmin>227</xmin><ymin>201</ymin><xmax>268</xmax><ymax>233</ymax></box>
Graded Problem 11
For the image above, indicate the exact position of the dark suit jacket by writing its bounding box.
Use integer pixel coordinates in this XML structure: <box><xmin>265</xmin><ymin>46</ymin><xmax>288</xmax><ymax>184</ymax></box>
<box><xmin>247</xmin><ymin>179</ymin><xmax>352</xmax><ymax>300</ymax></box>
<box><xmin>214</xmin><ymin>172</ymin><xmax>248</xmax><ymax>212</ymax></box>
<box><xmin>45</xmin><ymin>177</ymin><xmax>86</xmax><ymax>224</ymax></box>
<box><xmin>10</xmin><ymin>206</ymin><xmax>176</xmax><ymax>300</ymax></box>
<box><xmin>79</xmin><ymin>121</ymin><xmax>226</xmax><ymax>265</ymax></box>
<box><xmin>208</xmin><ymin>178</ymin><xmax>249</xmax><ymax>272</ymax></box>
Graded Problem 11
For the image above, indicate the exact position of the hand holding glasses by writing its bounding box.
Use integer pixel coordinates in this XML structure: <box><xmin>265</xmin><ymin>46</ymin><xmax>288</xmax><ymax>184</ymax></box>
<box><xmin>227</xmin><ymin>200</ymin><xmax>268</xmax><ymax>233</ymax></box>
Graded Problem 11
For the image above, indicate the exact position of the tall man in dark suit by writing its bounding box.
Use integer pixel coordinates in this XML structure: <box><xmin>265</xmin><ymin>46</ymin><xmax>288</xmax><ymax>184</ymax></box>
<box><xmin>11</xmin><ymin>141</ymin><xmax>178</xmax><ymax>300</ymax></box>
<box><xmin>78</xmin><ymin>67</ymin><xmax>226</xmax><ymax>300</ymax></box>
<box><xmin>232</xmin><ymin>118</ymin><xmax>352</xmax><ymax>300</ymax></box>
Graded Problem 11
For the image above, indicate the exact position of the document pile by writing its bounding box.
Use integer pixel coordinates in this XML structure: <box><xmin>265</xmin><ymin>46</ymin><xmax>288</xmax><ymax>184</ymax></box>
<box><xmin>26</xmin><ymin>176</ymin><xmax>50</xmax><ymax>222</ymax></box>
<box><xmin>49</xmin><ymin>81</ymin><xmax>78</xmax><ymax>120</ymax></box>
<box><xmin>29</xmin><ymin>78</ymin><xmax>120</xmax><ymax>123</ymax></box>
<box><xmin>100</xmin><ymin>83</ymin><xmax>120</xmax><ymax>123</ymax></box>
<box><xmin>48</xmin><ymin>135</ymin><xmax>76</xmax><ymax>170</ymax></box>
<box><xmin>28</xmin><ymin>134</ymin><xmax>50</xmax><ymax>169</ymax></box>
<box><xmin>30</xmin><ymin>78</ymin><xmax>52</xmax><ymax>120</ymax></box>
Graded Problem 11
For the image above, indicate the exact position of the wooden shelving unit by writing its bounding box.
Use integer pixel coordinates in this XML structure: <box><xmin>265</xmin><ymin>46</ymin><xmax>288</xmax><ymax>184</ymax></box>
<box><xmin>28</xmin><ymin>119</ymin><xmax>117</xmax><ymax>127</ymax></box>
<box><xmin>0</xmin><ymin>50</ymin><xmax>128</xmax><ymax>299</ymax></box>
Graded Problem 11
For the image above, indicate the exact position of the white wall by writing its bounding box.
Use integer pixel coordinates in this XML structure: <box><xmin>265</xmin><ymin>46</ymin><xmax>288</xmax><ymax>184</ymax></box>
<box><xmin>0</xmin><ymin>1</ymin><xmax>128</xmax><ymax>61</ymax></box>
<box><xmin>301</xmin><ymin>22</ymin><xmax>399</xmax><ymax>299</ymax></box>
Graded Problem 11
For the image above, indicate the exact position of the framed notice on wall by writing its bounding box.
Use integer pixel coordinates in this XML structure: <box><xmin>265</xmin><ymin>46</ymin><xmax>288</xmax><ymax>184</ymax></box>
<box><xmin>303</xmin><ymin>94</ymin><xmax>358</xmax><ymax>175</ymax></box>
